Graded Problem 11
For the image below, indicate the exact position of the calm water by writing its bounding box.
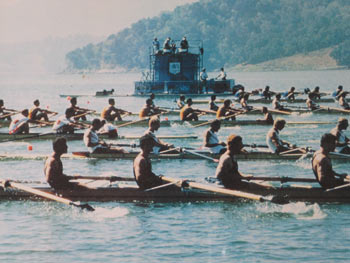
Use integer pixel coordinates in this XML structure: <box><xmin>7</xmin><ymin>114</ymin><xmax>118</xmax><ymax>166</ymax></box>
<box><xmin>1</xmin><ymin>70</ymin><xmax>350</xmax><ymax>262</ymax></box>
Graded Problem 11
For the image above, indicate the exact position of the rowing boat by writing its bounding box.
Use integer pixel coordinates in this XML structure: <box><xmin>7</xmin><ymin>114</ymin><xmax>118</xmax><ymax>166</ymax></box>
<box><xmin>1</xmin><ymin>180</ymin><xmax>350</xmax><ymax>203</ymax></box>
<box><xmin>1</xmin><ymin>150</ymin><xmax>348</xmax><ymax>161</ymax></box>
<box><xmin>0</xmin><ymin>132</ymin><xmax>197</xmax><ymax>142</ymax></box>
<box><xmin>193</xmin><ymin>97</ymin><xmax>338</xmax><ymax>104</ymax></box>
<box><xmin>0</xmin><ymin>119</ymin><xmax>334</xmax><ymax>128</ymax></box>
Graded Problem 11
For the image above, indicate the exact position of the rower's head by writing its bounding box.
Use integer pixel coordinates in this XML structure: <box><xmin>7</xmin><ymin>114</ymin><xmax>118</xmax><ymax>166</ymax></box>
<box><xmin>186</xmin><ymin>98</ymin><xmax>193</xmax><ymax>106</ymax></box>
<box><xmin>262</xmin><ymin>106</ymin><xmax>268</xmax><ymax>113</ymax></box>
<box><xmin>70</xmin><ymin>97</ymin><xmax>77</xmax><ymax>106</ymax></box>
<box><xmin>223</xmin><ymin>99</ymin><xmax>231</xmax><ymax>107</ymax></box>
<box><xmin>338</xmin><ymin>85</ymin><xmax>343</xmax><ymax>91</ymax></box>
<box><xmin>139</xmin><ymin>134</ymin><xmax>155</xmax><ymax>153</ymax></box>
<box><xmin>337</xmin><ymin>117</ymin><xmax>348</xmax><ymax>130</ymax></box>
<box><xmin>65</xmin><ymin>108</ymin><xmax>75</xmax><ymax>119</ymax></box>
<box><xmin>290</xmin><ymin>87</ymin><xmax>295</xmax><ymax>92</ymax></box>
<box><xmin>211</xmin><ymin>119</ymin><xmax>221</xmax><ymax>132</ymax></box>
<box><xmin>227</xmin><ymin>134</ymin><xmax>243</xmax><ymax>154</ymax></box>
<box><xmin>265</xmin><ymin>86</ymin><xmax>270</xmax><ymax>91</ymax></box>
<box><xmin>100</xmin><ymin>119</ymin><xmax>106</xmax><ymax>126</ymax></box>
<box><xmin>91</xmin><ymin>118</ymin><xmax>102</xmax><ymax>130</ymax></box>
<box><xmin>274</xmin><ymin>118</ymin><xmax>286</xmax><ymax>131</ymax></box>
<box><xmin>22</xmin><ymin>109</ymin><xmax>29</xmax><ymax>117</ymax></box>
<box><xmin>320</xmin><ymin>133</ymin><xmax>336</xmax><ymax>153</ymax></box>
<box><xmin>108</xmin><ymin>98</ymin><xmax>115</xmax><ymax>105</ymax></box>
<box><xmin>202</xmin><ymin>68</ymin><xmax>206</xmax><ymax>72</ymax></box>
<box><xmin>314</xmin><ymin>86</ymin><xmax>320</xmax><ymax>92</ymax></box>
<box><xmin>146</xmin><ymin>98</ymin><xmax>153</xmax><ymax>106</ymax></box>
<box><xmin>211</xmin><ymin>95</ymin><xmax>216</xmax><ymax>101</ymax></box>
<box><xmin>180</xmin><ymin>95</ymin><xmax>185</xmax><ymax>101</ymax></box>
<box><xmin>53</xmin><ymin>137</ymin><xmax>68</xmax><ymax>155</ymax></box>
<box><xmin>276</xmin><ymin>93</ymin><xmax>281</xmax><ymax>99</ymax></box>
<box><xmin>221</xmin><ymin>67</ymin><xmax>224</xmax><ymax>71</ymax></box>
<box><xmin>33</xmin><ymin>99</ymin><xmax>40</xmax><ymax>106</ymax></box>
<box><xmin>243</xmin><ymin>93</ymin><xmax>249</xmax><ymax>100</ymax></box>
<box><xmin>149</xmin><ymin>116</ymin><xmax>160</xmax><ymax>131</ymax></box>
<box><xmin>0</xmin><ymin>100</ymin><xmax>3</xmax><ymax>107</ymax></box>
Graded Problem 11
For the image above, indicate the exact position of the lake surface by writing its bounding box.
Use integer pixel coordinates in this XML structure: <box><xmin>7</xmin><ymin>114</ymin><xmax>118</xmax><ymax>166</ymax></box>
<box><xmin>1</xmin><ymin>70</ymin><xmax>350</xmax><ymax>262</ymax></box>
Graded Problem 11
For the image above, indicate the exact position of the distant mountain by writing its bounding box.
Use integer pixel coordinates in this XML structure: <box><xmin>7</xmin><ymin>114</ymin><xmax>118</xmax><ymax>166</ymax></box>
<box><xmin>65</xmin><ymin>0</ymin><xmax>350</xmax><ymax>72</ymax></box>
<box><xmin>0</xmin><ymin>35</ymin><xmax>103</xmax><ymax>73</ymax></box>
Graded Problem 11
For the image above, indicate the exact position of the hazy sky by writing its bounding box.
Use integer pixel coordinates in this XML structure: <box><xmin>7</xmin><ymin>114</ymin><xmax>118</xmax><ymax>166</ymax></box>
<box><xmin>0</xmin><ymin>0</ymin><xmax>198</xmax><ymax>44</ymax></box>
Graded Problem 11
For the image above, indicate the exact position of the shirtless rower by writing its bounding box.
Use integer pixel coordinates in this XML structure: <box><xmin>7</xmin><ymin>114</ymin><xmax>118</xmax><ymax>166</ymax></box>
<box><xmin>333</xmin><ymin>85</ymin><xmax>344</xmax><ymax>100</ymax></box>
<box><xmin>101</xmin><ymin>98</ymin><xmax>130</xmax><ymax>121</ymax></box>
<box><xmin>306</xmin><ymin>93</ymin><xmax>319</xmax><ymax>111</ymax></box>
<box><xmin>312</xmin><ymin>133</ymin><xmax>350</xmax><ymax>189</ymax></box>
<box><xmin>330</xmin><ymin>118</ymin><xmax>350</xmax><ymax>154</ymax></box>
<box><xmin>203</xmin><ymin>119</ymin><xmax>226</xmax><ymax>154</ymax></box>
<box><xmin>284</xmin><ymin>86</ymin><xmax>299</xmax><ymax>101</ymax></box>
<box><xmin>144</xmin><ymin>116</ymin><xmax>174</xmax><ymax>154</ymax></box>
<box><xmin>68</xmin><ymin>97</ymin><xmax>88</xmax><ymax>121</ymax></box>
<box><xmin>256</xmin><ymin>106</ymin><xmax>273</xmax><ymax>125</ymax></box>
<box><xmin>52</xmin><ymin>108</ymin><xmax>78</xmax><ymax>134</ymax></box>
<box><xmin>139</xmin><ymin>99</ymin><xmax>157</xmax><ymax>118</ymax></box>
<box><xmin>180</xmin><ymin>98</ymin><xmax>200</xmax><ymax>121</ymax></box>
<box><xmin>272</xmin><ymin>93</ymin><xmax>290</xmax><ymax>111</ymax></box>
<box><xmin>266</xmin><ymin>118</ymin><xmax>304</xmax><ymax>154</ymax></box>
<box><xmin>177</xmin><ymin>95</ymin><xmax>186</xmax><ymax>109</ymax></box>
<box><xmin>239</xmin><ymin>93</ymin><xmax>253</xmax><ymax>111</ymax></box>
<box><xmin>9</xmin><ymin>109</ymin><xmax>30</xmax><ymax>134</ymax></box>
<box><xmin>0</xmin><ymin>99</ymin><xmax>13</xmax><ymax>121</ymax></box>
<box><xmin>215</xmin><ymin>134</ymin><xmax>253</xmax><ymax>189</ymax></box>
<box><xmin>338</xmin><ymin>92</ymin><xmax>350</xmax><ymax>110</ymax></box>
<box><xmin>209</xmin><ymin>95</ymin><xmax>219</xmax><ymax>111</ymax></box>
<box><xmin>133</xmin><ymin>135</ymin><xmax>164</xmax><ymax>190</ymax></box>
<box><xmin>44</xmin><ymin>137</ymin><xmax>88</xmax><ymax>190</ymax></box>
<box><xmin>216</xmin><ymin>99</ymin><xmax>241</xmax><ymax>121</ymax></box>
<box><xmin>262</xmin><ymin>86</ymin><xmax>275</xmax><ymax>100</ymax></box>
<box><xmin>84</xmin><ymin>118</ymin><xmax>127</xmax><ymax>154</ymax></box>
<box><xmin>29</xmin><ymin>99</ymin><xmax>49</xmax><ymax>122</ymax></box>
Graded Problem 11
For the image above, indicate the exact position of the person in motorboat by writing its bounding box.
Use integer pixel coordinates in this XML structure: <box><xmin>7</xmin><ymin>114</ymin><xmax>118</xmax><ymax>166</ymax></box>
<box><xmin>215</xmin><ymin>67</ymin><xmax>226</xmax><ymax>81</ymax></box>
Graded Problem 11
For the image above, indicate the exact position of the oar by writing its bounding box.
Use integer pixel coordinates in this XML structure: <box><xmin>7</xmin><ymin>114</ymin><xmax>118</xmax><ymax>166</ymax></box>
<box><xmin>325</xmin><ymin>183</ymin><xmax>350</xmax><ymax>192</ymax></box>
<box><xmin>182</xmin><ymin>148</ymin><xmax>219</xmax><ymax>162</ymax></box>
<box><xmin>108</xmin><ymin>143</ymin><xmax>138</xmax><ymax>148</ymax></box>
<box><xmin>161</xmin><ymin>176</ymin><xmax>288</xmax><ymax>204</ymax></box>
<box><xmin>0</xmin><ymin>112</ymin><xmax>17</xmax><ymax>119</ymax></box>
<box><xmin>1</xmin><ymin>180</ymin><xmax>95</xmax><ymax>211</ymax></box>
<box><xmin>255</xmin><ymin>107</ymin><xmax>292</xmax><ymax>115</ymax></box>
<box><xmin>319</xmin><ymin>106</ymin><xmax>350</xmax><ymax>113</ymax></box>
<box><xmin>144</xmin><ymin>181</ymin><xmax>179</xmax><ymax>192</ymax></box>
<box><xmin>248</xmin><ymin>176</ymin><xmax>317</xmax><ymax>183</ymax></box>
<box><xmin>192</xmin><ymin>111</ymin><xmax>245</xmax><ymax>128</ymax></box>
<box><xmin>68</xmin><ymin>175</ymin><xmax>134</xmax><ymax>182</ymax></box>
<box><xmin>279</xmin><ymin>147</ymin><xmax>308</xmax><ymax>155</ymax></box>
<box><xmin>243</xmin><ymin>144</ymin><xmax>269</xmax><ymax>148</ymax></box>
<box><xmin>116</xmin><ymin>118</ymin><xmax>148</xmax><ymax>128</ymax></box>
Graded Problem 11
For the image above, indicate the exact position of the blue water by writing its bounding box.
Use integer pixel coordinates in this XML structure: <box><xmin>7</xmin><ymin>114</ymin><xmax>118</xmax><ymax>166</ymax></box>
<box><xmin>1</xmin><ymin>70</ymin><xmax>350</xmax><ymax>262</ymax></box>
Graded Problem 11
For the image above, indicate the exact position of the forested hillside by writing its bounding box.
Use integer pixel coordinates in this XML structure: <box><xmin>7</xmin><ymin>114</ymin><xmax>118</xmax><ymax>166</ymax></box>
<box><xmin>65</xmin><ymin>0</ymin><xmax>350</xmax><ymax>72</ymax></box>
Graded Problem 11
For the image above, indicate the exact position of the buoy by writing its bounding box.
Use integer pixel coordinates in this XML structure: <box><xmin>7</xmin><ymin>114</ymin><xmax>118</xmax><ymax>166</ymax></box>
<box><xmin>27</xmin><ymin>145</ymin><xmax>33</xmax><ymax>151</ymax></box>
<box><xmin>164</xmin><ymin>117</ymin><xmax>169</xmax><ymax>121</ymax></box>
<box><xmin>87</xmin><ymin>101</ymin><xmax>90</xmax><ymax>104</ymax></box>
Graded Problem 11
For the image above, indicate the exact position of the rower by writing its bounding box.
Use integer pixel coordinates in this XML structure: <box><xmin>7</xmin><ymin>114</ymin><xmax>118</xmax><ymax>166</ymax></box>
<box><xmin>312</xmin><ymin>133</ymin><xmax>350</xmax><ymax>189</ymax></box>
<box><xmin>203</xmin><ymin>119</ymin><xmax>226</xmax><ymax>154</ymax></box>
<box><xmin>52</xmin><ymin>108</ymin><xmax>77</xmax><ymax>134</ymax></box>
<box><xmin>272</xmin><ymin>93</ymin><xmax>288</xmax><ymax>111</ymax></box>
<box><xmin>180</xmin><ymin>98</ymin><xmax>200</xmax><ymax>121</ymax></box>
<box><xmin>98</xmin><ymin>119</ymin><xmax>118</xmax><ymax>138</ymax></box>
<box><xmin>144</xmin><ymin>116</ymin><xmax>174</xmax><ymax>154</ymax></box>
<box><xmin>266</xmin><ymin>118</ymin><xmax>304</xmax><ymax>154</ymax></box>
<box><xmin>239</xmin><ymin>93</ymin><xmax>253</xmax><ymax>111</ymax></box>
<box><xmin>29</xmin><ymin>99</ymin><xmax>49</xmax><ymax>122</ymax></box>
<box><xmin>256</xmin><ymin>106</ymin><xmax>273</xmax><ymax>125</ymax></box>
<box><xmin>337</xmin><ymin>92</ymin><xmax>350</xmax><ymax>110</ymax></box>
<box><xmin>306</xmin><ymin>93</ymin><xmax>319</xmax><ymax>111</ymax></box>
<box><xmin>333</xmin><ymin>85</ymin><xmax>343</xmax><ymax>100</ymax></box>
<box><xmin>149</xmin><ymin>93</ymin><xmax>166</xmax><ymax>114</ymax></box>
<box><xmin>216</xmin><ymin>99</ymin><xmax>240</xmax><ymax>120</ymax></box>
<box><xmin>0</xmin><ymin>99</ymin><xmax>12</xmax><ymax>121</ymax></box>
<box><xmin>84</xmin><ymin>118</ymin><xmax>127</xmax><ymax>154</ymax></box>
<box><xmin>262</xmin><ymin>86</ymin><xmax>274</xmax><ymax>100</ymax></box>
<box><xmin>139</xmin><ymin>98</ymin><xmax>157</xmax><ymax>118</ymax></box>
<box><xmin>68</xmin><ymin>97</ymin><xmax>87</xmax><ymax>121</ymax></box>
<box><xmin>101</xmin><ymin>98</ymin><xmax>130</xmax><ymax>121</ymax></box>
<box><xmin>233</xmin><ymin>86</ymin><xmax>244</xmax><ymax>101</ymax></box>
<box><xmin>330</xmin><ymin>118</ymin><xmax>350</xmax><ymax>154</ymax></box>
<box><xmin>177</xmin><ymin>95</ymin><xmax>186</xmax><ymax>109</ymax></box>
<box><xmin>283</xmin><ymin>86</ymin><xmax>298</xmax><ymax>101</ymax></box>
<box><xmin>9</xmin><ymin>109</ymin><xmax>30</xmax><ymax>134</ymax></box>
<box><xmin>209</xmin><ymin>95</ymin><xmax>219</xmax><ymax>111</ymax></box>
<box><xmin>44</xmin><ymin>137</ymin><xmax>88</xmax><ymax>190</ymax></box>
<box><xmin>133</xmin><ymin>135</ymin><xmax>164</xmax><ymax>190</ymax></box>
<box><xmin>215</xmin><ymin>134</ymin><xmax>253</xmax><ymax>189</ymax></box>
<box><xmin>310</xmin><ymin>86</ymin><xmax>321</xmax><ymax>100</ymax></box>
